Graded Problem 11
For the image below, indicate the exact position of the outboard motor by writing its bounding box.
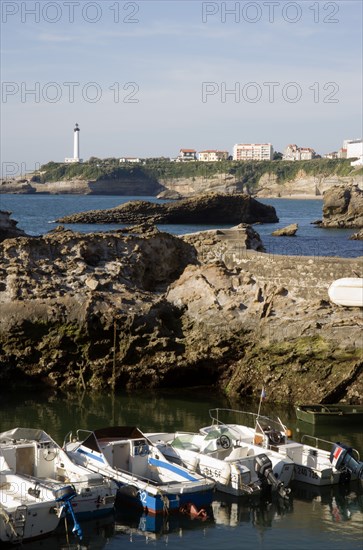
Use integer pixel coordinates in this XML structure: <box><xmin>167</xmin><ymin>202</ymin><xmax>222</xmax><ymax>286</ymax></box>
<box><xmin>330</xmin><ymin>443</ymin><xmax>363</xmax><ymax>480</ymax></box>
<box><xmin>54</xmin><ymin>485</ymin><xmax>83</xmax><ymax>540</ymax></box>
<box><xmin>255</xmin><ymin>454</ymin><xmax>290</xmax><ymax>499</ymax></box>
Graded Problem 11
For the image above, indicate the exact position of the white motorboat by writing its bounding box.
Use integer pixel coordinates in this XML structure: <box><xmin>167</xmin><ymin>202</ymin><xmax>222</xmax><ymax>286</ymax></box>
<box><xmin>146</xmin><ymin>429</ymin><xmax>294</xmax><ymax>498</ymax></box>
<box><xmin>64</xmin><ymin>426</ymin><xmax>215</xmax><ymax>515</ymax></box>
<box><xmin>200</xmin><ymin>409</ymin><xmax>360</xmax><ymax>486</ymax></box>
<box><xmin>0</xmin><ymin>453</ymin><xmax>64</xmax><ymax>544</ymax></box>
<box><xmin>0</xmin><ymin>428</ymin><xmax>117</xmax><ymax>521</ymax></box>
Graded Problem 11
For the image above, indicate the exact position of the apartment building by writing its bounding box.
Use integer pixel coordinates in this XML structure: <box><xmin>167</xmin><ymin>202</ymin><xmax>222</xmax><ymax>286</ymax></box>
<box><xmin>233</xmin><ymin>143</ymin><xmax>273</xmax><ymax>161</ymax></box>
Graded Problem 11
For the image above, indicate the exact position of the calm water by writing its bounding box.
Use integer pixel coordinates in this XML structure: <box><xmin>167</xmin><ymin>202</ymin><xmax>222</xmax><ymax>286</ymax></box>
<box><xmin>0</xmin><ymin>388</ymin><xmax>362</xmax><ymax>550</ymax></box>
<box><xmin>1</xmin><ymin>194</ymin><xmax>362</xmax><ymax>258</ymax></box>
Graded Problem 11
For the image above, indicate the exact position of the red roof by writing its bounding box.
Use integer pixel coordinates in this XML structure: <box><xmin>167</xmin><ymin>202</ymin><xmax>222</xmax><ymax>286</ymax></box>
<box><xmin>180</xmin><ymin>149</ymin><xmax>196</xmax><ymax>153</ymax></box>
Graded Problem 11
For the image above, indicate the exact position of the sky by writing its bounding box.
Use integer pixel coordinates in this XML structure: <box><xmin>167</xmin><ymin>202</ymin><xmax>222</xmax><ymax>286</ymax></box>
<box><xmin>1</xmin><ymin>0</ymin><xmax>362</xmax><ymax>175</ymax></box>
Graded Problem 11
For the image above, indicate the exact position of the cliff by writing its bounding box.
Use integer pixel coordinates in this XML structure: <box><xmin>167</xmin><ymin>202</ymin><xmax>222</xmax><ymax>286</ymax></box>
<box><xmin>1</xmin><ymin>159</ymin><xmax>361</xmax><ymax>199</ymax></box>
<box><xmin>320</xmin><ymin>184</ymin><xmax>363</xmax><ymax>228</ymax></box>
<box><xmin>0</xmin><ymin>222</ymin><xmax>361</xmax><ymax>404</ymax></box>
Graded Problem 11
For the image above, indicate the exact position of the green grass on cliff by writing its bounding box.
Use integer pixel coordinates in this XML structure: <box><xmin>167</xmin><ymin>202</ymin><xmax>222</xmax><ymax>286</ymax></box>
<box><xmin>33</xmin><ymin>158</ymin><xmax>358</xmax><ymax>189</ymax></box>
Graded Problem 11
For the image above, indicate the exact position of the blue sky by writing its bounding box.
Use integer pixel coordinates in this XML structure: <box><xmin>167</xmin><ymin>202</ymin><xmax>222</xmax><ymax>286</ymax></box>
<box><xmin>1</xmin><ymin>0</ymin><xmax>362</xmax><ymax>174</ymax></box>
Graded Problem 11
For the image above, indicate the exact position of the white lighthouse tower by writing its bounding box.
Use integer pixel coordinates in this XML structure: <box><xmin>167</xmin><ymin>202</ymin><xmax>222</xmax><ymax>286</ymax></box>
<box><xmin>65</xmin><ymin>123</ymin><xmax>83</xmax><ymax>163</ymax></box>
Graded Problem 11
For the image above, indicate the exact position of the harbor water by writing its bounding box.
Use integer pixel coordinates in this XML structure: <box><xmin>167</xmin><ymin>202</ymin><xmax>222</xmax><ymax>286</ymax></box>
<box><xmin>0</xmin><ymin>388</ymin><xmax>362</xmax><ymax>550</ymax></box>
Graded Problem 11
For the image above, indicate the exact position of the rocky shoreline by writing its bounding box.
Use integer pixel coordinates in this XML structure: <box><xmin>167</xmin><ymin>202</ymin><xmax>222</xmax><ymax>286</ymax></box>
<box><xmin>56</xmin><ymin>193</ymin><xmax>279</xmax><ymax>226</ymax></box>
<box><xmin>0</xmin><ymin>215</ymin><xmax>361</xmax><ymax>404</ymax></box>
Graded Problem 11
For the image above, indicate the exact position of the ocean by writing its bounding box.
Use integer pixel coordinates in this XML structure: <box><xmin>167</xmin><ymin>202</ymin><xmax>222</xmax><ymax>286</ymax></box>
<box><xmin>1</xmin><ymin>194</ymin><xmax>362</xmax><ymax>258</ymax></box>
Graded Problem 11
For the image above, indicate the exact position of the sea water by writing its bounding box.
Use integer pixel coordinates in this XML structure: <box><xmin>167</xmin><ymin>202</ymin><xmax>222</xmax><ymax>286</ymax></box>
<box><xmin>1</xmin><ymin>194</ymin><xmax>362</xmax><ymax>258</ymax></box>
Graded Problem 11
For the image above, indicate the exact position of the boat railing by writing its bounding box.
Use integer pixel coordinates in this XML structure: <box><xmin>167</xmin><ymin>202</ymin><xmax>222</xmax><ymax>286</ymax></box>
<box><xmin>301</xmin><ymin>435</ymin><xmax>361</xmax><ymax>461</ymax></box>
<box><xmin>208</xmin><ymin>408</ymin><xmax>287</xmax><ymax>434</ymax></box>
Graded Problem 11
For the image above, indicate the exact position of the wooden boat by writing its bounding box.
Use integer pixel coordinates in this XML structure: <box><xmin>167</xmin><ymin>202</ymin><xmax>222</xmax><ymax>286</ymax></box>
<box><xmin>200</xmin><ymin>408</ymin><xmax>360</xmax><ymax>487</ymax></box>
<box><xmin>146</xmin><ymin>429</ymin><xmax>294</xmax><ymax>498</ymax></box>
<box><xmin>64</xmin><ymin>426</ymin><xmax>215</xmax><ymax>515</ymax></box>
<box><xmin>328</xmin><ymin>277</ymin><xmax>363</xmax><ymax>307</ymax></box>
<box><xmin>295</xmin><ymin>404</ymin><xmax>363</xmax><ymax>425</ymax></box>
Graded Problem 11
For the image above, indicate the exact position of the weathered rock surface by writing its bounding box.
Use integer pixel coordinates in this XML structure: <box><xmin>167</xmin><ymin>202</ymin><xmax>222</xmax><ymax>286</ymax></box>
<box><xmin>56</xmin><ymin>193</ymin><xmax>279</xmax><ymax>226</ymax></box>
<box><xmin>321</xmin><ymin>184</ymin><xmax>363</xmax><ymax>228</ymax></box>
<box><xmin>349</xmin><ymin>229</ymin><xmax>363</xmax><ymax>240</ymax></box>
<box><xmin>272</xmin><ymin>224</ymin><xmax>298</xmax><ymax>237</ymax></box>
<box><xmin>0</xmin><ymin>219</ymin><xmax>362</xmax><ymax>404</ymax></box>
<box><xmin>0</xmin><ymin>211</ymin><xmax>27</xmax><ymax>242</ymax></box>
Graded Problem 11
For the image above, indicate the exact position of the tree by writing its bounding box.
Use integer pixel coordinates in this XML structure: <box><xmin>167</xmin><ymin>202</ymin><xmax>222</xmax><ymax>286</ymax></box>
<box><xmin>273</xmin><ymin>151</ymin><xmax>283</xmax><ymax>160</ymax></box>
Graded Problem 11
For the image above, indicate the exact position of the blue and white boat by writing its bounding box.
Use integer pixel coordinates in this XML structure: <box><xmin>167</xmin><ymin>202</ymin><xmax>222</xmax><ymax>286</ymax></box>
<box><xmin>64</xmin><ymin>426</ymin><xmax>215</xmax><ymax>515</ymax></box>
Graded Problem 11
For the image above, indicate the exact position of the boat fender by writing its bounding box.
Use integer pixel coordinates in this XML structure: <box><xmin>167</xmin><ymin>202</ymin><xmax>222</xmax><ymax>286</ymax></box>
<box><xmin>219</xmin><ymin>462</ymin><xmax>231</xmax><ymax>485</ymax></box>
<box><xmin>180</xmin><ymin>502</ymin><xmax>208</xmax><ymax>520</ymax></box>
<box><xmin>184</xmin><ymin>456</ymin><xmax>199</xmax><ymax>472</ymax></box>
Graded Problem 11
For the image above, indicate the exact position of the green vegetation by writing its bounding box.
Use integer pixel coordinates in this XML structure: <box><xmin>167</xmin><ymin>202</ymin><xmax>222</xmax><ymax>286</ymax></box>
<box><xmin>33</xmin><ymin>158</ymin><xmax>358</xmax><ymax>190</ymax></box>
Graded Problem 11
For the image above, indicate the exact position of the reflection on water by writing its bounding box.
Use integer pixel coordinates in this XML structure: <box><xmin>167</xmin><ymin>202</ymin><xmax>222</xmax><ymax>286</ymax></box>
<box><xmin>17</xmin><ymin>483</ymin><xmax>363</xmax><ymax>550</ymax></box>
<box><xmin>1</xmin><ymin>388</ymin><xmax>362</xmax><ymax>549</ymax></box>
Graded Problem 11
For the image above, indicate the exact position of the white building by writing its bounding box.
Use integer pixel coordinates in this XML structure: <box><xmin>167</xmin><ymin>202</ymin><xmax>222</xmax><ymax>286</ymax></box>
<box><xmin>283</xmin><ymin>144</ymin><xmax>315</xmax><ymax>161</ymax></box>
<box><xmin>198</xmin><ymin>150</ymin><xmax>229</xmax><ymax>162</ymax></box>
<box><xmin>345</xmin><ymin>139</ymin><xmax>363</xmax><ymax>165</ymax></box>
<box><xmin>177</xmin><ymin>149</ymin><xmax>197</xmax><ymax>161</ymax></box>
<box><xmin>233</xmin><ymin>143</ymin><xmax>273</xmax><ymax>161</ymax></box>
<box><xmin>65</xmin><ymin>123</ymin><xmax>83</xmax><ymax>163</ymax></box>
<box><xmin>119</xmin><ymin>157</ymin><xmax>141</xmax><ymax>163</ymax></box>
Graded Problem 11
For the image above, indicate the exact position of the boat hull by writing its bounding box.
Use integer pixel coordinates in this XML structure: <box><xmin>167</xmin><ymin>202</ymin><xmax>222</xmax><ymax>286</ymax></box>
<box><xmin>296</xmin><ymin>404</ymin><xmax>363</xmax><ymax>425</ymax></box>
<box><xmin>328</xmin><ymin>277</ymin><xmax>363</xmax><ymax>307</ymax></box>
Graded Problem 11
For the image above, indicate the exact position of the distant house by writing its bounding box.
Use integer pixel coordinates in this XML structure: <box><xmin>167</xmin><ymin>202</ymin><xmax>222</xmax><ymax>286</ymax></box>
<box><xmin>119</xmin><ymin>157</ymin><xmax>141</xmax><ymax>163</ymax></box>
<box><xmin>198</xmin><ymin>150</ymin><xmax>229</xmax><ymax>162</ymax></box>
<box><xmin>177</xmin><ymin>149</ymin><xmax>197</xmax><ymax>162</ymax></box>
<box><xmin>233</xmin><ymin>143</ymin><xmax>273</xmax><ymax>161</ymax></box>
<box><xmin>324</xmin><ymin>152</ymin><xmax>338</xmax><ymax>159</ymax></box>
<box><xmin>283</xmin><ymin>144</ymin><xmax>315</xmax><ymax>161</ymax></box>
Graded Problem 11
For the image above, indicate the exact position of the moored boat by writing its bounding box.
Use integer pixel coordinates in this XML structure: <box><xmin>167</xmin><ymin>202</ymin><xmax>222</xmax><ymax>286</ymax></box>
<box><xmin>200</xmin><ymin>409</ymin><xmax>360</xmax><ymax>487</ymax></box>
<box><xmin>0</xmin><ymin>427</ymin><xmax>117</xmax><ymax>522</ymax></box>
<box><xmin>0</xmin><ymin>453</ymin><xmax>65</xmax><ymax>544</ymax></box>
<box><xmin>295</xmin><ymin>404</ymin><xmax>363</xmax><ymax>425</ymax></box>
<box><xmin>63</xmin><ymin>426</ymin><xmax>215</xmax><ymax>516</ymax></box>
<box><xmin>146</xmin><ymin>429</ymin><xmax>293</xmax><ymax>498</ymax></box>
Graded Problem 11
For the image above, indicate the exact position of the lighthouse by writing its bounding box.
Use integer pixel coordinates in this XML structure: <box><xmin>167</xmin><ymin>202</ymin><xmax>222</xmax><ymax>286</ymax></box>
<box><xmin>65</xmin><ymin>123</ymin><xmax>83</xmax><ymax>163</ymax></box>
<box><xmin>74</xmin><ymin>123</ymin><xmax>80</xmax><ymax>160</ymax></box>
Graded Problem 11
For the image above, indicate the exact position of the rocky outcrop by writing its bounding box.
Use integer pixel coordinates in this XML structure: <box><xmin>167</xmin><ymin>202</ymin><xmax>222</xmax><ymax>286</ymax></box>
<box><xmin>0</xmin><ymin>211</ymin><xmax>27</xmax><ymax>242</ymax></box>
<box><xmin>156</xmin><ymin>190</ymin><xmax>182</xmax><ymax>200</ymax></box>
<box><xmin>272</xmin><ymin>224</ymin><xmax>298</xmax><ymax>237</ymax></box>
<box><xmin>0</xmin><ymin>220</ymin><xmax>362</xmax><ymax>404</ymax></box>
<box><xmin>321</xmin><ymin>184</ymin><xmax>363</xmax><ymax>228</ymax></box>
<box><xmin>349</xmin><ymin>229</ymin><xmax>363</xmax><ymax>240</ymax></box>
<box><xmin>56</xmin><ymin>193</ymin><xmax>279</xmax><ymax>226</ymax></box>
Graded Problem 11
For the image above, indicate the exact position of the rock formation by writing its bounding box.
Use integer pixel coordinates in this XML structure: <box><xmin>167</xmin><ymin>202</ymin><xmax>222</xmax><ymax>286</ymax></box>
<box><xmin>56</xmin><ymin>193</ymin><xmax>279</xmax><ymax>226</ymax></box>
<box><xmin>0</xmin><ymin>219</ymin><xmax>362</xmax><ymax>404</ymax></box>
<box><xmin>349</xmin><ymin>229</ymin><xmax>363</xmax><ymax>240</ymax></box>
<box><xmin>321</xmin><ymin>184</ymin><xmax>363</xmax><ymax>228</ymax></box>
<box><xmin>272</xmin><ymin>224</ymin><xmax>298</xmax><ymax>237</ymax></box>
<box><xmin>0</xmin><ymin>211</ymin><xmax>27</xmax><ymax>242</ymax></box>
